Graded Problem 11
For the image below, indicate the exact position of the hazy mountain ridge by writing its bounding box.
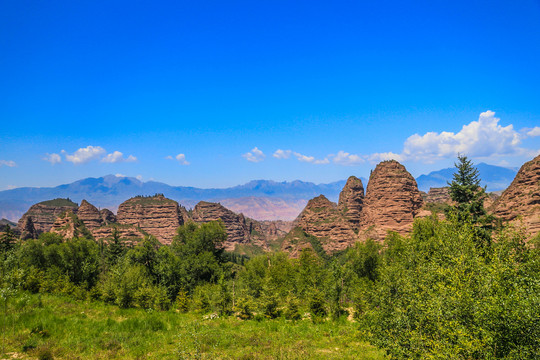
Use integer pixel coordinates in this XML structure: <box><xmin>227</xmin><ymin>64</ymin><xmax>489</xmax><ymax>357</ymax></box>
<box><xmin>0</xmin><ymin>162</ymin><xmax>517</xmax><ymax>222</ymax></box>
<box><xmin>0</xmin><ymin>176</ymin><xmax>357</xmax><ymax>221</ymax></box>
<box><xmin>416</xmin><ymin>163</ymin><xmax>517</xmax><ymax>192</ymax></box>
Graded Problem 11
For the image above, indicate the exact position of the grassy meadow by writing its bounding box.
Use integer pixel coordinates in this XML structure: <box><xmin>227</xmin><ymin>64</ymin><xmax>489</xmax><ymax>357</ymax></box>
<box><xmin>0</xmin><ymin>292</ymin><xmax>386</xmax><ymax>360</ymax></box>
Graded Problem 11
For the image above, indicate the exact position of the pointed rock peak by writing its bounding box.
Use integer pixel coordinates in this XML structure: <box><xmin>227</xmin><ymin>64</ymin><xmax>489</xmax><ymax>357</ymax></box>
<box><xmin>79</xmin><ymin>199</ymin><xmax>98</xmax><ymax>210</ymax></box>
<box><xmin>99</xmin><ymin>208</ymin><xmax>116</xmax><ymax>224</ymax></box>
<box><xmin>305</xmin><ymin>194</ymin><xmax>334</xmax><ymax>208</ymax></box>
<box><xmin>362</xmin><ymin>160</ymin><xmax>423</xmax><ymax>239</ymax></box>
<box><xmin>77</xmin><ymin>199</ymin><xmax>102</xmax><ymax>230</ymax></box>
<box><xmin>491</xmin><ymin>154</ymin><xmax>540</xmax><ymax>237</ymax></box>
<box><xmin>338</xmin><ymin>176</ymin><xmax>365</xmax><ymax>226</ymax></box>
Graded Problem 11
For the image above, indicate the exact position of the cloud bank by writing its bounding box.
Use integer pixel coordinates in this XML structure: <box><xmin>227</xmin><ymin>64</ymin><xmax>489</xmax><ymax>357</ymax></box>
<box><xmin>270</xmin><ymin>111</ymin><xmax>539</xmax><ymax>165</ymax></box>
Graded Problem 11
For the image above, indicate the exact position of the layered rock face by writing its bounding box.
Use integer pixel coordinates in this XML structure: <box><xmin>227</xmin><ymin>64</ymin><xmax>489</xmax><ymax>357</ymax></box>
<box><xmin>338</xmin><ymin>176</ymin><xmax>365</xmax><ymax>227</ymax></box>
<box><xmin>116</xmin><ymin>195</ymin><xmax>186</xmax><ymax>245</ymax></box>
<box><xmin>50</xmin><ymin>211</ymin><xmax>92</xmax><ymax>239</ymax></box>
<box><xmin>91</xmin><ymin>224</ymin><xmax>147</xmax><ymax>244</ymax></box>
<box><xmin>361</xmin><ymin>160</ymin><xmax>423</xmax><ymax>238</ymax></box>
<box><xmin>293</xmin><ymin>195</ymin><xmax>357</xmax><ymax>252</ymax></box>
<box><xmin>425</xmin><ymin>187</ymin><xmax>452</xmax><ymax>204</ymax></box>
<box><xmin>192</xmin><ymin>201</ymin><xmax>252</xmax><ymax>251</ymax></box>
<box><xmin>20</xmin><ymin>216</ymin><xmax>38</xmax><ymax>240</ymax></box>
<box><xmin>100</xmin><ymin>208</ymin><xmax>117</xmax><ymax>224</ymax></box>
<box><xmin>17</xmin><ymin>198</ymin><xmax>79</xmax><ymax>234</ymax></box>
<box><xmin>491</xmin><ymin>154</ymin><xmax>540</xmax><ymax>236</ymax></box>
<box><xmin>77</xmin><ymin>200</ymin><xmax>103</xmax><ymax>230</ymax></box>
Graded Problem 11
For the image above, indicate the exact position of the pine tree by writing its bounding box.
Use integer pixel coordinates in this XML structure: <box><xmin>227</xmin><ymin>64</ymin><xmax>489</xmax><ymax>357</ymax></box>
<box><xmin>107</xmin><ymin>227</ymin><xmax>125</xmax><ymax>265</ymax></box>
<box><xmin>448</xmin><ymin>155</ymin><xmax>495</xmax><ymax>246</ymax></box>
<box><xmin>0</xmin><ymin>225</ymin><xmax>16</xmax><ymax>253</ymax></box>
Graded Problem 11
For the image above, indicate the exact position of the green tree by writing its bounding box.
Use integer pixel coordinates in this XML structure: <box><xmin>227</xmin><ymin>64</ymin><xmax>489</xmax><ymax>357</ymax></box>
<box><xmin>448</xmin><ymin>155</ymin><xmax>495</xmax><ymax>245</ymax></box>
<box><xmin>0</xmin><ymin>226</ymin><xmax>16</xmax><ymax>253</ymax></box>
<box><xmin>107</xmin><ymin>228</ymin><xmax>126</xmax><ymax>266</ymax></box>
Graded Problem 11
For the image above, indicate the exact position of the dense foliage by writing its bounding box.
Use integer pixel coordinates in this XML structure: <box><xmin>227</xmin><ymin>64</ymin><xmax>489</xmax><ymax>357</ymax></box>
<box><xmin>1</xmin><ymin>159</ymin><xmax>538</xmax><ymax>358</ymax></box>
<box><xmin>2</xmin><ymin>216</ymin><xmax>538</xmax><ymax>359</ymax></box>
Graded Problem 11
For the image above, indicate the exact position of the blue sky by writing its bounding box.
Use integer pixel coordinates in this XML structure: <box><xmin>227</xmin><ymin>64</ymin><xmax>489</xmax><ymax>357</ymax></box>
<box><xmin>1</xmin><ymin>0</ymin><xmax>539</xmax><ymax>189</ymax></box>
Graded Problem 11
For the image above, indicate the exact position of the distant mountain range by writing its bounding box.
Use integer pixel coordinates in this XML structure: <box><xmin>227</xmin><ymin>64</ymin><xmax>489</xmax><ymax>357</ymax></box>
<box><xmin>0</xmin><ymin>175</ymin><xmax>361</xmax><ymax>222</ymax></box>
<box><xmin>0</xmin><ymin>162</ymin><xmax>517</xmax><ymax>222</ymax></box>
<box><xmin>415</xmin><ymin>163</ymin><xmax>517</xmax><ymax>192</ymax></box>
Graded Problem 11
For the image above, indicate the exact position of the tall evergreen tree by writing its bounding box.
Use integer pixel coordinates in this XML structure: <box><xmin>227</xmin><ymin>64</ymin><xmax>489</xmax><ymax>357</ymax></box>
<box><xmin>107</xmin><ymin>227</ymin><xmax>125</xmax><ymax>265</ymax></box>
<box><xmin>447</xmin><ymin>154</ymin><xmax>495</xmax><ymax>245</ymax></box>
<box><xmin>0</xmin><ymin>225</ymin><xmax>16</xmax><ymax>253</ymax></box>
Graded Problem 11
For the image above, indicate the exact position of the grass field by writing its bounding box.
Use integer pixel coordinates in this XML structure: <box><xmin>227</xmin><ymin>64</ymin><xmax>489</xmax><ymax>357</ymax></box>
<box><xmin>0</xmin><ymin>293</ymin><xmax>387</xmax><ymax>360</ymax></box>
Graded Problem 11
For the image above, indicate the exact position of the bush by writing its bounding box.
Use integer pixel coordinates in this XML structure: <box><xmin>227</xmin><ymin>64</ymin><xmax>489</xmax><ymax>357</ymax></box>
<box><xmin>308</xmin><ymin>291</ymin><xmax>327</xmax><ymax>323</ymax></box>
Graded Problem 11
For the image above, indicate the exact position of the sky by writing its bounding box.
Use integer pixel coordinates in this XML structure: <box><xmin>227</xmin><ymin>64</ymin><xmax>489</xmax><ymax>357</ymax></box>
<box><xmin>1</xmin><ymin>0</ymin><xmax>539</xmax><ymax>190</ymax></box>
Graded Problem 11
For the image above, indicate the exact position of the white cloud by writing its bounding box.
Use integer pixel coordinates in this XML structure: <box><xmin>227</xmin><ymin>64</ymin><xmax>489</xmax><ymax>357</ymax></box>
<box><xmin>165</xmin><ymin>154</ymin><xmax>190</xmax><ymax>165</ymax></box>
<box><xmin>273</xmin><ymin>149</ymin><xmax>292</xmax><ymax>159</ymax></box>
<box><xmin>293</xmin><ymin>152</ymin><xmax>329</xmax><ymax>164</ymax></box>
<box><xmin>43</xmin><ymin>153</ymin><xmax>61</xmax><ymax>165</ymax></box>
<box><xmin>397</xmin><ymin>110</ymin><xmax>531</xmax><ymax>163</ymax></box>
<box><xmin>6</xmin><ymin>185</ymin><xmax>17</xmax><ymax>190</ymax></box>
<box><xmin>526</xmin><ymin>127</ymin><xmax>540</xmax><ymax>137</ymax></box>
<box><xmin>367</xmin><ymin>152</ymin><xmax>404</xmax><ymax>163</ymax></box>
<box><xmin>136</xmin><ymin>175</ymin><xmax>143</xmax><ymax>181</ymax></box>
<box><xmin>63</xmin><ymin>146</ymin><xmax>106</xmax><ymax>164</ymax></box>
<box><xmin>332</xmin><ymin>151</ymin><xmax>365</xmax><ymax>165</ymax></box>
<box><xmin>175</xmin><ymin>153</ymin><xmax>190</xmax><ymax>165</ymax></box>
<box><xmin>101</xmin><ymin>151</ymin><xmax>137</xmax><ymax>163</ymax></box>
<box><xmin>0</xmin><ymin>160</ymin><xmax>16</xmax><ymax>167</ymax></box>
<box><xmin>242</xmin><ymin>147</ymin><xmax>265</xmax><ymax>163</ymax></box>
<box><xmin>115</xmin><ymin>173</ymin><xmax>126</xmax><ymax>177</ymax></box>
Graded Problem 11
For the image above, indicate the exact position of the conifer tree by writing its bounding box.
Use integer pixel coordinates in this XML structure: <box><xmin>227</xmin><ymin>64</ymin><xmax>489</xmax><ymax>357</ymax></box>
<box><xmin>448</xmin><ymin>154</ymin><xmax>495</xmax><ymax>245</ymax></box>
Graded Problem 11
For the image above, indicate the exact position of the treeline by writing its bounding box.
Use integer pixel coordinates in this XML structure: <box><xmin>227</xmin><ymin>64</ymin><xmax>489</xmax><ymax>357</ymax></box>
<box><xmin>1</xmin><ymin>216</ymin><xmax>539</xmax><ymax>358</ymax></box>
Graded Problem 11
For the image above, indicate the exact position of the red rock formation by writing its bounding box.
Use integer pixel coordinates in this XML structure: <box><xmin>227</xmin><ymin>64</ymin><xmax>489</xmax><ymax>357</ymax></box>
<box><xmin>425</xmin><ymin>187</ymin><xmax>452</xmax><ymax>204</ymax></box>
<box><xmin>20</xmin><ymin>216</ymin><xmax>38</xmax><ymax>240</ymax></box>
<box><xmin>491</xmin><ymin>154</ymin><xmax>540</xmax><ymax>236</ymax></box>
<box><xmin>91</xmin><ymin>224</ymin><xmax>147</xmax><ymax>244</ymax></box>
<box><xmin>116</xmin><ymin>195</ymin><xmax>186</xmax><ymax>245</ymax></box>
<box><xmin>191</xmin><ymin>201</ymin><xmax>253</xmax><ymax>251</ymax></box>
<box><xmin>50</xmin><ymin>210</ymin><xmax>92</xmax><ymax>239</ymax></box>
<box><xmin>280</xmin><ymin>227</ymin><xmax>317</xmax><ymax>258</ymax></box>
<box><xmin>17</xmin><ymin>198</ymin><xmax>78</xmax><ymax>234</ymax></box>
<box><xmin>99</xmin><ymin>208</ymin><xmax>116</xmax><ymax>224</ymax></box>
<box><xmin>361</xmin><ymin>160</ymin><xmax>423</xmax><ymax>239</ymax></box>
<box><xmin>338</xmin><ymin>176</ymin><xmax>365</xmax><ymax>227</ymax></box>
<box><xmin>293</xmin><ymin>195</ymin><xmax>357</xmax><ymax>253</ymax></box>
<box><xmin>77</xmin><ymin>200</ymin><xmax>102</xmax><ymax>230</ymax></box>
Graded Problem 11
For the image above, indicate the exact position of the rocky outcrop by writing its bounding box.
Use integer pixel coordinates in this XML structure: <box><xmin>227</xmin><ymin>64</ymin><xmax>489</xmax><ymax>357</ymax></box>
<box><xmin>280</xmin><ymin>227</ymin><xmax>318</xmax><ymax>258</ymax></box>
<box><xmin>77</xmin><ymin>200</ymin><xmax>103</xmax><ymax>230</ymax></box>
<box><xmin>17</xmin><ymin>198</ymin><xmax>78</xmax><ymax>234</ymax></box>
<box><xmin>361</xmin><ymin>160</ymin><xmax>423</xmax><ymax>239</ymax></box>
<box><xmin>425</xmin><ymin>187</ymin><xmax>452</xmax><ymax>204</ymax></box>
<box><xmin>258</xmin><ymin>220</ymin><xmax>293</xmax><ymax>241</ymax></box>
<box><xmin>116</xmin><ymin>195</ymin><xmax>187</xmax><ymax>245</ymax></box>
<box><xmin>192</xmin><ymin>201</ymin><xmax>253</xmax><ymax>251</ymax></box>
<box><xmin>338</xmin><ymin>176</ymin><xmax>365</xmax><ymax>227</ymax></box>
<box><xmin>491</xmin><ymin>154</ymin><xmax>540</xmax><ymax>236</ymax></box>
<box><xmin>293</xmin><ymin>195</ymin><xmax>357</xmax><ymax>253</ymax></box>
<box><xmin>50</xmin><ymin>211</ymin><xmax>93</xmax><ymax>239</ymax></box>
<box><xmin>100</xmin><ymin>209</ymin><xmax>116</xmax><ymax>224</ymax></box>
<box><xmin>20</xmin><ymin>216</ymin><xmax>38</xmax><ymax>240</ymax></box>
<box><xmin>91</xmin><ymin>224</ymin><xmax>147</xmax><ymax>245</ymax></box>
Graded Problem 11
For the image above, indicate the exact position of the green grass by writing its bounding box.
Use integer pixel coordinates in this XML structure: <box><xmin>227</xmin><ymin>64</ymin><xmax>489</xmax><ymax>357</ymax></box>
<box><xmin>0</xmin><ymin>293</ymin><xmax>387</xmax><ymax>360</ymax></box>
